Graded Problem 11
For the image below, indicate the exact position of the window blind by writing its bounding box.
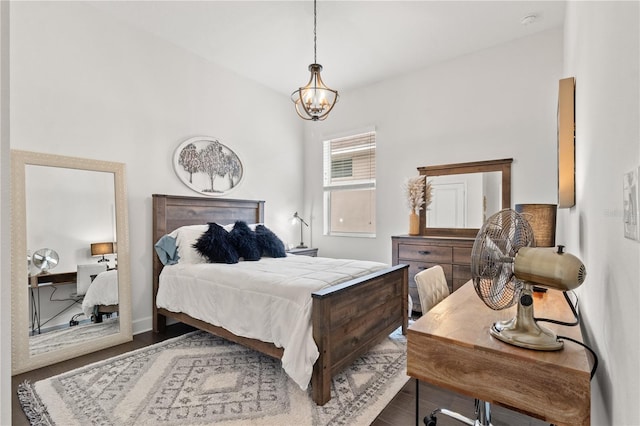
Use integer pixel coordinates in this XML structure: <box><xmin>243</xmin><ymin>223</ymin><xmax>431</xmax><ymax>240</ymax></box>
<box><xmin>323</xmin><ymin>131</ymin><xmax>376</xmax><ymax>187</ymax></box>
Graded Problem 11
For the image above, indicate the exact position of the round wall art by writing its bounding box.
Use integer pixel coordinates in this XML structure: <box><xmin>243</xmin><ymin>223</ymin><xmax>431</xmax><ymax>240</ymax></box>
<box><xmin>173</xmin><ymin>136</ymin><xmax>244</xmax><ymax>196</ymax></box>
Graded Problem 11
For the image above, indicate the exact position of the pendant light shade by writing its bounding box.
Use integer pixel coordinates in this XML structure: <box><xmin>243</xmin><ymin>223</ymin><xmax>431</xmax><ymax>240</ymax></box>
<box><xmin>291</xmin><ymin>0</ymin><xmax>338</xmax><ymax>121</ymax></box>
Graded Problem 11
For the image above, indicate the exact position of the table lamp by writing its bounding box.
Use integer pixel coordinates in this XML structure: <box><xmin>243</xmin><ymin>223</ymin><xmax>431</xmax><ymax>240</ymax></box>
<box><xmin>291</xmin><ymin>212</ymin><xmax>309</xmax><ymax>248</ymax></box>
<box><xmin>515</xmin><ymin>204</ymin><xmax>557</xmax><ymax>247</ymax></box>
<box><xmin>91</xmin><ymin>242</ymin><xmax>115</xmax><ymax>263</ymax></box>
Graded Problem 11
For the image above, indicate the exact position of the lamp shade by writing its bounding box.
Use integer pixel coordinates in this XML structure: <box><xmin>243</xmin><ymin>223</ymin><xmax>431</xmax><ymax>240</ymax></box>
<box><xmin>515</xmin><ymin>204</ymin><xmax>557</xmax><ymax>247</ymax></box>
<box><xmin>91</xmin><ymin>242</ymin><xmax>115</xmax><ymax>256</ymax></box>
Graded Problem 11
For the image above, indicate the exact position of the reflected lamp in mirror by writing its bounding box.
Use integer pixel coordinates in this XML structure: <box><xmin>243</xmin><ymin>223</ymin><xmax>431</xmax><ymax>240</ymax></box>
<box><xmin>291</xmin><ymin>212</ymin><xmax>309</xmax><ymax>248</ymax></box>
<box><xmin>91</xmin><ymin>242</ymin><xmax>115</xmax><ymax>263</ymax></box>
<box><xmin>515</xmin><ymin>204</ymin><xmax>557</xmax><ymax>247</ymax></box>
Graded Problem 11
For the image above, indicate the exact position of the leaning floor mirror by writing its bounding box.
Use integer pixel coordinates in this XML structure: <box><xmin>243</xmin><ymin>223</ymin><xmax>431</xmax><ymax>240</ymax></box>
<box><xmin>11</xmin><ymin>150</ymin><xmax>132</xmax><ymax>374</ymax></box>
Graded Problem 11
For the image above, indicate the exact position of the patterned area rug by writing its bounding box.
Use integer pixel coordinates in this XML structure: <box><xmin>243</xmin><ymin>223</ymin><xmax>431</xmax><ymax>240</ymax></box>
<box><xmin>29</xmin><ymin>318</ymin><xmax>119</xmax><ymax>356</ymax></box>
<box><xmin>19</xmin><ymin>328</ymin><xmax>408</xmax><ymax>425</ymax></box>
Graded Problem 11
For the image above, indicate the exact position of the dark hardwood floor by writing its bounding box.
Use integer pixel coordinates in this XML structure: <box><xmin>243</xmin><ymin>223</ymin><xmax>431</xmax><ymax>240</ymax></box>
<box><xmin>13</xmin><ymin>323</ymin><xmax>549</xmax><ymax>426</ymax></box>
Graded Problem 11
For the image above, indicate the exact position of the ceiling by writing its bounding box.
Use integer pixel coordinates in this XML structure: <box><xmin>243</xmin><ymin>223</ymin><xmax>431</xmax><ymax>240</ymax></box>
<box><xmin>89</xmin><ymin>1</ymin><xmax>566</xmax><ymax>96</ymax></box>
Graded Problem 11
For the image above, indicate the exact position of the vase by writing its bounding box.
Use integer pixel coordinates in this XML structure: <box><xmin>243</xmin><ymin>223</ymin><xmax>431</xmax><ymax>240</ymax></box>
<box><xmin>409</xmin><ymin>212</ymin><xmax>420</xmax><ymax>235</ymax></box>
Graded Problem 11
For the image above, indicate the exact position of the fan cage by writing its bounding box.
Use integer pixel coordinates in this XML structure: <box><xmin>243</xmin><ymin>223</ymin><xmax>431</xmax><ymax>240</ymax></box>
<box><xmin>471</xmin><ymin>209</ymin><xmax>534</xmax><ymax>310</ymax></box>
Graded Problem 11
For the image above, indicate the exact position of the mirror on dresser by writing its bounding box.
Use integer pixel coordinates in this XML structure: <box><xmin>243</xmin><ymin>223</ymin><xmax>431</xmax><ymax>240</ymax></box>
<box><xmin>392</xmin><ymin>158</ymin><xmax>512</xmax><ymax>313</ymax></box>
<box><xmin>11</xmin><ymin>150</ymin><xmax>132</xmax><ymax>374</ymax></box>
<box><xmin>418</xmin><ymin>158</ymin><xmax>512</xmax><ymax>238</ymax></box>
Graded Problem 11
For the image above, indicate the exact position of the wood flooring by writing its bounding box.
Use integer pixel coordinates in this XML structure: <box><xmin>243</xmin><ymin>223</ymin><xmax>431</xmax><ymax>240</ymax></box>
<box><xmin>12</xmin><ymin>323</ymin><xmax>549</xmax><ymax>426</ymax></box>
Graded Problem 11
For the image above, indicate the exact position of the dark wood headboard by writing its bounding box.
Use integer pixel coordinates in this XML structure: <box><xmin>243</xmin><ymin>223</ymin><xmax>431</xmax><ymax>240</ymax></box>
<box><xmin>152</xmin><ymin>194</ymin><xmax>265</xmax><ymax>240</ymax></box>
<box><xmin>152</xmin><ymin>194</ymin><xmax>265</xmax><ymax>317</ymax></box>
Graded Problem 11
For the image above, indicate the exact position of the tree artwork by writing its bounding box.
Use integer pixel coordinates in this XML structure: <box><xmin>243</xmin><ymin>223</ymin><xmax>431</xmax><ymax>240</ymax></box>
<box><xmin>226</xmin><ymin>153</ymin><xmax>242</xmax><ymax>188</ymax></box>
<box><xmin>173</xmin><ymin>137</ymin><xmax>243</xmax><ymax>196</ymax></box>
<box><xmin>178</xmin><ymin>143</ymin><xmax>200</xmax><ymax>183</ymax></box>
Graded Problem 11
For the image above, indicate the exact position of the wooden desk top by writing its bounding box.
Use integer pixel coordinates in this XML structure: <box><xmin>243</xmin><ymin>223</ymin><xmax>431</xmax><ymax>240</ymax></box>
<box><xmin>29</xmin><ymin>271</ymin><xmax>77</xmax><ymax>288</ymax></box>
<box><xmin>407</xmin><ymin>281</ymin><xmax>591</xmax><ymax>425</ymax></box>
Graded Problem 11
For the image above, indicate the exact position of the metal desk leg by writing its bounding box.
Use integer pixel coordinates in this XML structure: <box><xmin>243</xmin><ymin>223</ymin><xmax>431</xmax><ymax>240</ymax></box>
<box><xmin>30</xmin><ymin>286</ymin><xmax>41</xmax><ymax>334</ymax></box>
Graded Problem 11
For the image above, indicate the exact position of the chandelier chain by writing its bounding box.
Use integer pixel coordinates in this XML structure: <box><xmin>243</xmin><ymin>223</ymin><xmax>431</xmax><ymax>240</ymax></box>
<box><xmin>313</xmin><ymin>0</ymin><xmax>317</xmax><ymax>64</ymax></box>
<box><xmin>291</xmin><ymin>0</ymin><xmax>338</xmax><ymax>121</ymax></box>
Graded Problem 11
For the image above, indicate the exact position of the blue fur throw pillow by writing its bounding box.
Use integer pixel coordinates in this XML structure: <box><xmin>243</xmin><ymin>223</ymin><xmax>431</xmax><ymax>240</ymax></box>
<box><xmin>229</xmin><ymin>221</ymin><xmax>261</xmax><ymax>261</ymax></box>
<box><xmin>193</xmin><ymin>222</ymin><xmax>239</xmax><ymax>264</ymax></box>
<box><xmin>255</xmin><ymin>224</ymin><xmax>287</xmax><ymax>258</ymax></box>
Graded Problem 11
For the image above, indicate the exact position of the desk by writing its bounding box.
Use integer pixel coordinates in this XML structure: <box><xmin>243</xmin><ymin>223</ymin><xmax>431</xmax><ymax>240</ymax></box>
<box><xmin>29</xmin><ymin>271</ymin><xmax>78</xmax><ymax>334</ymax></box>
<box><xmin>407</xmin><ymin>281</ymin><xmax>591</xmax><ymax>426</ymax></box>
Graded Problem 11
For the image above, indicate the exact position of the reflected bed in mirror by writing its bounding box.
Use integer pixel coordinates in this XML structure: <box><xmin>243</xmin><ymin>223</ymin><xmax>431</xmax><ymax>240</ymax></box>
<box><xmin>418</xmin><ymin>158</ymin><xmax>512</xmax><ymax>238</ymax></box>
<box><xmin>11</xmin><ymin>150</ymin><xmax>132</xmax><ymax>374</ymax></box>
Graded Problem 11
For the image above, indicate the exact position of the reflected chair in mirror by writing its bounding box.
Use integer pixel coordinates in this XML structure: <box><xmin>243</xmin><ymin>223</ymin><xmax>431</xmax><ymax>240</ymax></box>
<box><xmin>75</xmin><ymin>263</ymin><xmax>107</xmax><ymax>297</ymax></box>
<box><xmin>415</xmin><ymin>265</ymin><xmax>488</xmax><ymax>426</ymax></box>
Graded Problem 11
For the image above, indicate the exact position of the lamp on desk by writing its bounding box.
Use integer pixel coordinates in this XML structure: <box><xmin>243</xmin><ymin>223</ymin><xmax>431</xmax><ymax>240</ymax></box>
<box><xmin>514</xmin><ymin>204</ymin><xmax>557</xmax><ymax>247</ymax></box>
<box><xmin>90</xmin><ymin>242</ymin><xmax>115</xmax><ymax>263</ymax></box>
<box><xmin>291</xmin><ymin>212</ymin><xmax>309</xmax><ymax>248</ymax></box>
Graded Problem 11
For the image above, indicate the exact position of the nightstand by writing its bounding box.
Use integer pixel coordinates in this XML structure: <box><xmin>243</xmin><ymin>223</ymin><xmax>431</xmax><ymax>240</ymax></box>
<box><xmin>287</xmin><ymin>247</ymin><xmax>318</xmax><ymax>257</ymax></box>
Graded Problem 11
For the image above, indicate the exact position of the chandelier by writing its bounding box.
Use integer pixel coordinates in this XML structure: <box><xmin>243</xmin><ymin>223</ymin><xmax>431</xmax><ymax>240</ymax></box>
<box><xmin>291</xmin><ymin>0</ymin><xmax>339</xmax><ymax>121</ymax></box>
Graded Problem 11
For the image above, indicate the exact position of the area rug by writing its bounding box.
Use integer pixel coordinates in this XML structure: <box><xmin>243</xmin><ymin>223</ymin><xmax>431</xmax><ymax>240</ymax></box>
<box><xmin>18</xmin><ymin>327</ymin><xmax>408</xmax><ymax>425</ymax></box>
<box><xmin>29</xmin><ymin>317</ymin><xmax>120</xmax><ymax>356</ymax></box>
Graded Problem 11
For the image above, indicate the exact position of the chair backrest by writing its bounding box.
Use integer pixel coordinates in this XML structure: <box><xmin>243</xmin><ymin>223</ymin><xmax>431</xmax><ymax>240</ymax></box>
<box><xmin>76</xmin><ymin>263</ymin><xmax>107</xmax><ymax>296</ymax></box>
<box><xmin>414</xmin><ymin>265</ymin><xmax>450</xmax><ymax>313</ymax></box>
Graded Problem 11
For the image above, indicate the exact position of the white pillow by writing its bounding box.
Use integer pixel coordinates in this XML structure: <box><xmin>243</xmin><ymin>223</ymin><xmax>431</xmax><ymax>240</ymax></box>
<box><xmin>169</xmin><ymin>224</ymin><xmax>208</xmax><ymax>264</ymax></box>
<box><xmin>169</xmin><ymin>223</ymin><xmax>263</xmax><ymax>264</ymax></box>
<box><xmin>222</xmin><ymin>222</ymin><xmax>262</xmax><ymax>232</ymax></box>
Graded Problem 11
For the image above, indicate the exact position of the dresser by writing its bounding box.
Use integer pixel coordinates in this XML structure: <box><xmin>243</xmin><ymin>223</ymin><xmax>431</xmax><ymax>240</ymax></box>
<box><xmin>391</xmin><ymin>235</ymin><xmax>474</xmax><ymax>313</ymax></box>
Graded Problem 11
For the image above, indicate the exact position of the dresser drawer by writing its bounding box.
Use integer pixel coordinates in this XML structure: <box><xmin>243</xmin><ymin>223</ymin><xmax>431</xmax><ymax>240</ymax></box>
<box><xmin>453</xmin><ymin>264</ymin><xmax>471</xmax><ymax>292</ymax></box>
<box><xmin>453</xmin><ymin>246</ymin><xmax>473</xmax><ymax>264</ymax></box>
<box><xmin>398</xmin><ymin>244</ymin><xmax>452</xmax><ymax>263</ymax></box>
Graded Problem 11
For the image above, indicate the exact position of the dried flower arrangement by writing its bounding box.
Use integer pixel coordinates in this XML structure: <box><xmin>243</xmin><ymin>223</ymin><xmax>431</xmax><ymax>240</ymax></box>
<box><xmin>403</xmin><ymin>175</ymin><xmax>433</xmax><ymax>214</ymax></box>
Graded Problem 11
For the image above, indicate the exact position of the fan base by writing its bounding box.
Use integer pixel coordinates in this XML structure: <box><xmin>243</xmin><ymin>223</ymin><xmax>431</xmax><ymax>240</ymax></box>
<box><xmin>491</xmin><ymin>318</ymin><xmax>564</xmax><ymax>351</ymax></box>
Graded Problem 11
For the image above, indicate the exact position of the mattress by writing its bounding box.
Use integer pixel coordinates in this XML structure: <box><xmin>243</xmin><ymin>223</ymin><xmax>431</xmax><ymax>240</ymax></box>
<box><xmin>156</xmin><ymin>254</ymin><xmax>388</xmax><ymax>390</ymax></box>
<box><xmin>82</xmin><ymin>269</ymin><xmax>119</xmax><ymax>317</ymax></box>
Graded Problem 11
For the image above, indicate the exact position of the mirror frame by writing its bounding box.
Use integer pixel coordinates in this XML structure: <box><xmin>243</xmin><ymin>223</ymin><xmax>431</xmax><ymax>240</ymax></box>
<box><xmin>418</xmin><ymin>158</ymin><xmax>513</xmax><ymax>238</ymax></box>
<box><xmin>11</xmin><ymin>150</ymin><xmax>132</xmax><ymax>374</ymax></box>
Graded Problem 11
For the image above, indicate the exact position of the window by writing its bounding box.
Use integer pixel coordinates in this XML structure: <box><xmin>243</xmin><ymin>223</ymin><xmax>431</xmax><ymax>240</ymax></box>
<box><xmin>323</xmin><ymin>131</ymin><xmax>376</xmax><ymax>236</ymax></box>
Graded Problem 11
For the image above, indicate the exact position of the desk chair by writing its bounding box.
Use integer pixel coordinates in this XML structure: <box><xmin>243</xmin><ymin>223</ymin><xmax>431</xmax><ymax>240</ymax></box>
<box><xmin>76</xmin><ymin>263</ymin><xmax>107</xmax><ymax>296</ymax></box>
<box><xmin>414</xmin><ymin>266</ymin><xmax>490</xmax><ymax>426</ymax></box>
<box><xmin>415</xmin><ymin>265</ymin><xmax>449</xmax><ymax>314</ymax></box>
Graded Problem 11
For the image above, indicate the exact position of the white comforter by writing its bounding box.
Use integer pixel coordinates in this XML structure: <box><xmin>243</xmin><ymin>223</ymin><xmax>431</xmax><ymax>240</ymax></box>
<box><xmin>156</xmin><ymin>255</ymin><xmax>388</xmax><ymax>390</ymax></box>
<box><xmin>82</xmin><ymin>269</ymin><xmax>119</xmax><ymax>317</ymax></box>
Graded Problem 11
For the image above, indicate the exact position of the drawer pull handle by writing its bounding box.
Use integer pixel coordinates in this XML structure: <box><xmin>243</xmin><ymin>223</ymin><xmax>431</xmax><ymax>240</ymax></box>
<box><xmin>418</xmin><ymin>266</ymin><xmax>427</xmax><ymax>270</ymax></box>
<box><xmin>418</xmin><ymin>250</ymin><xmax>431</xmax><ymax>255</ymax></box>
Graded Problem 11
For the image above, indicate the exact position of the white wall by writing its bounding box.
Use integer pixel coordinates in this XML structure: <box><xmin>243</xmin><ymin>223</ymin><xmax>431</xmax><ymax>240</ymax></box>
<box><xmin>9</xmin><ymin>1</ymin><xmax>304</xmax><ymax>334</ymax></box>
<box><xmin>303</xmin><ymin>29</ymin><xmax>564</xmax><ymax>263</ymax></box>
<box><xmin>562</xmin><ymin>2</ymin><xmax>640</xmax><ymax>424</ymax></box>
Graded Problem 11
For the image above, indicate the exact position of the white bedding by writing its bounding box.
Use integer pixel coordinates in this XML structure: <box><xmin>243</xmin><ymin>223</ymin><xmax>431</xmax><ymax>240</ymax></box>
<box><xmin>82</xmin><ymin>269</ymin><xmax>119</xmax><ymax>317</ymax></box>
<box><xmin>156</xmin><ymin>255</ymin><xmax>388</xmax><ymax>390</ymax></box>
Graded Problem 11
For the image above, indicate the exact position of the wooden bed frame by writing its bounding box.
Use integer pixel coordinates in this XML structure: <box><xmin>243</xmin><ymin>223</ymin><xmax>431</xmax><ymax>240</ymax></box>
<box><xmin>152</xmin><ymin>194</ymin><xmax>409</xmax><ymax>405</ymax></box>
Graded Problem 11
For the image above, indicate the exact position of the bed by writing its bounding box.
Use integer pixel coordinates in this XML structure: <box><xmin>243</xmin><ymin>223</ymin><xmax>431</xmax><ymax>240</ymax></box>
<box><xmin>81</xmin><ymin>269</ymin><xmax>119</xmax><ymax>322</ymax></box>
<box><xmin>152</xmin><ymin>194</ymin><xmax>409</xmax><ymax>405</ymax></box>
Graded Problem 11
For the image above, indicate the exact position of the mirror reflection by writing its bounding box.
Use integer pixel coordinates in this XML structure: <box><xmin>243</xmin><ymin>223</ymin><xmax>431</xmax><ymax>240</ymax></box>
<box><xmin>427</xmin><ymin>171</ymin><xmax>502</xmax><ymax>229</ymax></box>
<box><xmin>418</xmin><ymin>158</ymin><xmax>512</xmax><ymax>238</ymax></box>
<box><xmin>25</xmin><ymin>165</ymin><xmax>120</xmax><ymax>356</ymax></box>
<box><xmin>12</xmin><ymin>150</ymin><xmax>132</xmax><ymax>375</ymax></box>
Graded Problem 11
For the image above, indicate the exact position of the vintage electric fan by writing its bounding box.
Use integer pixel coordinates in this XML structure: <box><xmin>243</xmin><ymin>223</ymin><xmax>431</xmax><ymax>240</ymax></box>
<box><xmin>32</xmin><ymin>248</ymin><xmax>59</xmax><ymax>274</ymax></box>
<box><xmin>471</xmin><ymin>209</ymin><xmax>586</xmax><ymax>351</ymax></box>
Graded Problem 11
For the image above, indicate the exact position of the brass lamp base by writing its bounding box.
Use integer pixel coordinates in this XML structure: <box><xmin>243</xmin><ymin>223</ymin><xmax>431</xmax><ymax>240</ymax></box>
<box><xmin>490</xmin><ymin>285</ymin><xmax>564</xmax><ymax>351</ymax></box>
